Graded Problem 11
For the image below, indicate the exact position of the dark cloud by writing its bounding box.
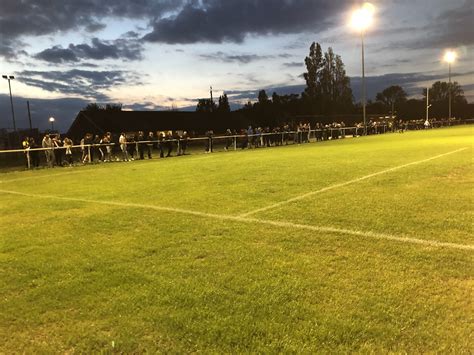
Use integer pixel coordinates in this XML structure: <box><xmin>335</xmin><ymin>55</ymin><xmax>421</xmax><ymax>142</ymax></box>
<box><xmin>200</xmin><ymin>52</ymin><xmax>295</xmax><ymax>64</ymax></box>
<box><xmin>383</xmin><ymin>1</ymin><xmax>474</xmax><ymax>50</ymax></box>
<box><xmin>225</xmin><ymin>71</ymin><xmax>474</xmax><ymax>104</ymax></box>
<box><xmin>35</xmin><ymin>37</ymin><xmax>144</xmax><ymax>63</ymax></box>
<box><xmin>200</xmin><ymin>52</ymin><xmax>272</xmax><ymax>64</ymax></box>
<box><xmin>144</xmin><ymin>0</ymin><xmax>345</xmax><ymax>44</ymax></box>
<box><xmin>283</xmin><ymin>62</ymin><xmax>304</xmax><ymax>68</ymax></box>
<box><xmin>0</xmin><ymin>38</ymin><xmax>28</xmax><ymax>61</ymax></box>
<box><xmin>0</xmin><ymin>0</ymin><xmax>182</xmax><ymax>39</ymax></box>
<box><xmin>0</xmin><ymin>0</ymin><xmax>183</xmax><ymax>59</ymax></box>
<box><xmin>15</xmin><ymin>69</ymin><xmax>144</xmax><ymax>101</ymax></box>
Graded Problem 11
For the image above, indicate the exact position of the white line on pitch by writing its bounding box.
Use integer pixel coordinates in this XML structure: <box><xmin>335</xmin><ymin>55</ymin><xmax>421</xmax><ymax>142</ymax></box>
<box><xmin>239</xmin><ymin>147</ymin><xmax>469</xmax><ymax>217</ymax></box>
<box><xmin>0</xmin><ymin>188</ymin><xmax>472</xmax><ymax>251</ymax></box>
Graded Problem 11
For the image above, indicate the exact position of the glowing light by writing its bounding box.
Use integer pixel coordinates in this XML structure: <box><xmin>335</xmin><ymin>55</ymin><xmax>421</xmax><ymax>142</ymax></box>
<box><xmin>350</xmin><ymin>2</ymin><xmax>375</xmax><ymax>32</ymax></box>
<box><xmin>49</xmin><ymin>117</ymin><xmax>55</xmax><ymax>122</ymax></box>
<box><xmin>444</xmin><ymin>50</ymin><xmax>456</xmax><ymax>63</ymax></box>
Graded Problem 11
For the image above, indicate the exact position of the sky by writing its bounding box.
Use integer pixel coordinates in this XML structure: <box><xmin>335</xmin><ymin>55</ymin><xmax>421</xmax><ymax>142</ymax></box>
<box><xmin>1</xmin><ymin>0</ymin><xmax>473</xmax><ymax>132</ymax></box>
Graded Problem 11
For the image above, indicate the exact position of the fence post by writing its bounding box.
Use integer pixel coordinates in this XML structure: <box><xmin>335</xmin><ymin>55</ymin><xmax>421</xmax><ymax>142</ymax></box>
<box><xmin>234</xmin><ymin>136</ymin><xmax>237</xmax><ymax>151</ymax></box>
<box><xmin>177</xmin><ymin>139</ymin><xmax>181</xmax><ymax>155</ymax></box>
<box><xmin>26</xmin><ymin>149</ymin><xmax>31</xmax><ymax>169</ymax></box>
<box><xmin>87</xmin><ymin>145</ymin><xmax>91</xmax><ymax>163</ymax></box>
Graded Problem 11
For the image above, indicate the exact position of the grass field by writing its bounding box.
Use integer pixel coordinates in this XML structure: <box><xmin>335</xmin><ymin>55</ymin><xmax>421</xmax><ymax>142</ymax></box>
<box><xmin>1</xmin><ymin>126</ymin><xmax>473</xmax><ymax>353</ymax></box>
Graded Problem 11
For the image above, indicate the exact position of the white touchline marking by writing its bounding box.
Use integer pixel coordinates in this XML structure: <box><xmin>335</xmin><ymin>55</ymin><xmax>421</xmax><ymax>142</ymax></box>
<box><xmin>239</xmin><ymin>147</ymin><xmax>469</xmax><ymax>217</ymax></box>
<box><xmin>0</xmin><ymin>189</ymin><xmax>472</xmax><ymax>251</ymax></box>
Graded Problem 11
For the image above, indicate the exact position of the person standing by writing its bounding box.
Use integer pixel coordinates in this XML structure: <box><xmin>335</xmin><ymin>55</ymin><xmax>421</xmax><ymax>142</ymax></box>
<box><xmin>224</xmin><ymin>129</ymin><xmax>233</xmax><ymax>151</ymax></box>
<box><xmin>42</xmin><ymin>134</ymin><xmax>54</xmax><ymax>168</ymax></box>
<box><xmin>53</xmin><ymin>134</ymin><xmax>63</xmax><ymax>167</ymax></box>
<box><xmin>137</xmin><ymin>131</ymin><xmax>145</xmax><ymax>160</ymax></box>
<box><xmin>29</xmin><ymin>137</ymin><xmax>40</xmax><ymax>168</ymax></box>
<box><xmin>165</xmin><ymin>130</ymin><xmax>173</xmax><ymax>157</ymax></box>
<box><xmin>22</xmin><ymin>137</ymin><xmax>30</xmax><ymax>168</ymax></box>
<box><xmin>204</xmin><ymin>130</ymin><xmax>213</xmax><ymax>153</ymax></box>
<box><xmin>119</xmin><ymin>132</ymin><xmax>129</xmax><ymax>161</ymax></box>
<box><xmin>180</xmin><ymin>131</ymin><xmax>189</xmax><ymax>155</ymax></box>
<box><xmin>103</xmin><ymin>132</ymin><xmax>113</xmax><ymax>161</ymax></box>
<box><xmin>158</xmin><ymin>131</ymin><xmax>165</xmax><ymax>158</ymax></box>
<box><xmin>63</xmin><ymin>137</ymin><xmax>74</xmax><ymax>166</ymax></box>
<box><xmin>146</xmin><ymin>131</ymin><xmax>154</xmax><ymax>159</ymax></box>
<box><xmin>93</xmin><ymin>134</ymin><xmax>102</xmax><ymax>162</ymax></box>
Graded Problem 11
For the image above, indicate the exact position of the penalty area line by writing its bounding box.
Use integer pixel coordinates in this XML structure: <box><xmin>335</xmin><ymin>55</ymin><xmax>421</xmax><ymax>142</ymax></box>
<box><xmin>0</xmin><ymin>188</ymin><xmax>473</xmax><ymax>252</ymax></box>
<box><xmin>239</xmin><ymin>147</ymin><xmax>469</xmax><ymax>217</ymax></box>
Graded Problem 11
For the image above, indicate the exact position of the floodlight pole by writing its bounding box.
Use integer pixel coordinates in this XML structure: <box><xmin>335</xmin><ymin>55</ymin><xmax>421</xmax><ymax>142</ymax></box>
<box><xmin>448</xmin><ymin>62</ymin><xmax>452</xmax><ymax>119</ymax></box>
<box><xmin>426</xmin><ymin>87</ymin><xmax>430</xmax><ymax>122</ymax></box>
<box><xmin>3</xmin><ymin>75</ymin><xmax>17</xmax><ymax>132</ymax></box>
<box><xmin>361</xmin><ymin>32</ymin><xmax>367</xmax><ymax>135</ymax></box>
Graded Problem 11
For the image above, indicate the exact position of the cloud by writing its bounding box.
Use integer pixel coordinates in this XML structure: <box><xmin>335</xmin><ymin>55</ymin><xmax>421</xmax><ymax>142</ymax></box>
<box><xmin>199</xmin><ymin>52</ymin><xmax>272</xmax><ymax>64</ymax></box>
<box><xmin>225</xmin><ymin>70</ymin><xmax>474</xmax><ymax>104</ymax></box>
<box><xmin>144</xmin><ymin>0</ymin><xmax>345</xmax><ymax>44</ymax></box>
<box><xmin>382</xmin><ymin>1</ymin><xmax>474</xmax><ymax>50</ymax></box>
<box><xmin>0</xmin><ymin>38</ymin><xmax>28</xmax><ymax>61</ymax></box>
<box><xmin>0</xmin><ymin>0</ymin><xmax>183</xmax><ymax>59</ymax></box>
<box><xmin>15</xmin><ymin>69</ymin><xmax>144</xmax><ymax>101</ymax></box>
<box><xmin>0</xmin><ymin>0</ymin><xmax>182</xmax><ymax>39</ymax></box>
<box><xmin>199</xmin><ymin>51</ymin><xmax>295</xmax><ymax>64</ymax></box>
<box><xmin>34</xmin><ymin>37</ymin><xmax>144</xmax><ymax>63</ymax></box>
<box><xmin>283</xmin><ymin>62</ymin><xmax>304</xmax><ymax>68</ymax></box>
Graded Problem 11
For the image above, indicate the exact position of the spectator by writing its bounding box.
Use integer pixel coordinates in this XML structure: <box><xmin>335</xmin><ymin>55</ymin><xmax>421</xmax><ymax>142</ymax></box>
<box><xmin>165</xmin><ymin>130</ymin><xmax>173</xmax><ymax>157</ymax></box>
<box><xmin>205</xmin><ymin>129</ymin><xmax>214</xmax><ymax>153</ymax></box>
<box><xmin>137</xmin><ymin>131</ymin><xmax>145</xmax><ymax>160</ymax></box>
<box><xmin>146</xmin><ymin>131</ymin><xmax>154</xmax><ymax>159</ymax></box>
<box><xmin>63</xmin><ymin>137</ymin><xmax>74</xmax><ymax>166</ymax></box>
<box><xmin>180</xmin><ymin>131</ymin><xmax>189</xmax><ymax>155</ymax></box>
<box><xmin>29</xmin><ymin>137</ymin><xmax>40</xmax><ymax>168</ymax></box>
<box><xmin>52</xmin><ymin>134</ymin><xmax>63</xmax><ymax>166</ymax></box>
<box><xmin>225</xmin><ymin>129</ymin><xmax>233</xmax><ymax>151</ymax></box>
<box><xmin>119</xmin><ymin>132</ymin><xmax>129</xmax><ymax>161</ymax></box>
<box><xmin>158</xmin><ymin>131</ymin><xmax>165</xmax><ymax>158</ymax></box>
<box><xmin>42</xmin><ymin>134</ymin><xmax>54</xmax><ymax>168</ymax></box>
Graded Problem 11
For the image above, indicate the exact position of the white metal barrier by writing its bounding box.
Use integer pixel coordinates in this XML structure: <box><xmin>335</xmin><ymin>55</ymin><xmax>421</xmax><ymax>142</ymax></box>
<box><xmin>0</xmin><ymin>119</ymin><xmax>472</xmax><ymax>171</ymax></box>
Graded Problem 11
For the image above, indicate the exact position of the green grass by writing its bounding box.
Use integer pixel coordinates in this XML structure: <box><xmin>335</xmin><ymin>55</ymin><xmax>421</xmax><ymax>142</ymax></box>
<box><xmin>0</xmin><ymin>126</ymin><xmax>473</xmax><ymax>353</ymax></box>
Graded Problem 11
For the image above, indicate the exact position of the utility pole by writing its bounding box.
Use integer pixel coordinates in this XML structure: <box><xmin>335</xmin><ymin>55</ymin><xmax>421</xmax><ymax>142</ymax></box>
<box><xmin>27</xmin><ymin>100</ymin><xmax>33</xmax><ymax>131</ymax></box>
<box><xmin>2</xmin><ymin>75</ymin><xmax>16</xmax><ymax>132</ymax></box>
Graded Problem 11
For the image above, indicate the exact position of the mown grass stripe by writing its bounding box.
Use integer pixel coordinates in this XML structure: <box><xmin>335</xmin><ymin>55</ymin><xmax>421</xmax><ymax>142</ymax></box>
<box><xmin>239</xmin><ymin>147</ymin><xmax>469</xmax><ymax>217</ymax></box>
<box><xmin>1</xmin><ymin>188</ymin><xmax>472</xmax><ymax>251</ymax></box>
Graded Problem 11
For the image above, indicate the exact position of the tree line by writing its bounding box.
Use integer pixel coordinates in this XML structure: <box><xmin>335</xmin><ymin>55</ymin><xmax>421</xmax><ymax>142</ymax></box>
<box><xmin>195</xmin><ymin>42</ymin><xmax>472</xmax><ymax>127</ymax></box>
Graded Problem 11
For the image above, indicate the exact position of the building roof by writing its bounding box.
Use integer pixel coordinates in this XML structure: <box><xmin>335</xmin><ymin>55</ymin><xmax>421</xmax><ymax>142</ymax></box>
<box><xmin>67</xmin><ymin>110</ymin><xmax>236</xmax><ymax>139</ymax></box>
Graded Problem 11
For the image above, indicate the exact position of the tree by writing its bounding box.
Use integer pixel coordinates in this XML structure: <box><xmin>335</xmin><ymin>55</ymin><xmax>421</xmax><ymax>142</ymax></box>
<box><xmin>258</xmin><ymin>90</ymin><xmax>269</xmax><ymax>105</ymax></box>
<box><xmin>423</xmin><ymin>81</ymin><xmax>467</xmax><ymax>118</ymax></box>
<box><xmin>83</xmin><ymin>103</ymin><xmax>122</xmax><ymax>111</ymax></box>
<box><xmin>319</xmin><ymin>48</ymin><xmax>353</xmax><ymax>113</ymax></box>
<box><xmin>302</xmin><ymin>43</ymin><xmax>353</xmax><ymax>114</ymax></box>
<box><xmin>376</xmin><ymin>85</ymin><xmax>407</xmax><ymax>116</ymax></box>
<box><xmin>423</xmin><ymin>81</ymin><xmax>466</xmax><ymax>103</ymax></box>
<box><xmin>303</xmin><ymin>42</ymin><xmax>323</xmax><ymax>100</ymax></box>
<box><xmin>196</xmin><ymin>99</ymin><xmax>217</xmax><ymax>113</ymax></box>
<box><xmin>105</xmin><ymin>103</ymin><xmax>122</xmax><ymax>111</ymax></box>
<box><xmin>217</xmin><ymin>93</ymin><xmax>231</xmax><ymax>113</ymax></box>
<box><xmin>83</xmin><ymin>103</ymin><xmax>102</xmax><ymax>111</ymax></box>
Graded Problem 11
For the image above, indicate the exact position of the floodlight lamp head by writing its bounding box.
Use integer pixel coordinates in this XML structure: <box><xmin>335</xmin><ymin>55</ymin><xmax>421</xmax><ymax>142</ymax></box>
<box><xmin>49</xmin><ymin>117</ymin><xmax>55</xmax><ymax>122</ymax></box>
<box><xmin>444</xmin><ymin>50</ymin><xmax>456</xmax><ymax>64</ymax></box>
<box><xmin>350</xmin><ymin>2</ymin><xmax>375</xmax><ymax>32</ymax></box>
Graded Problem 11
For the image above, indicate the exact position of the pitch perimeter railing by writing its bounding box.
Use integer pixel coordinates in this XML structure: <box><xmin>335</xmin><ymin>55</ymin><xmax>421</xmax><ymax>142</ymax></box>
<box><xmin>0</xmin><ymin>120</ymin><xmax>471</xmax><ymax>172</ymax></box>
